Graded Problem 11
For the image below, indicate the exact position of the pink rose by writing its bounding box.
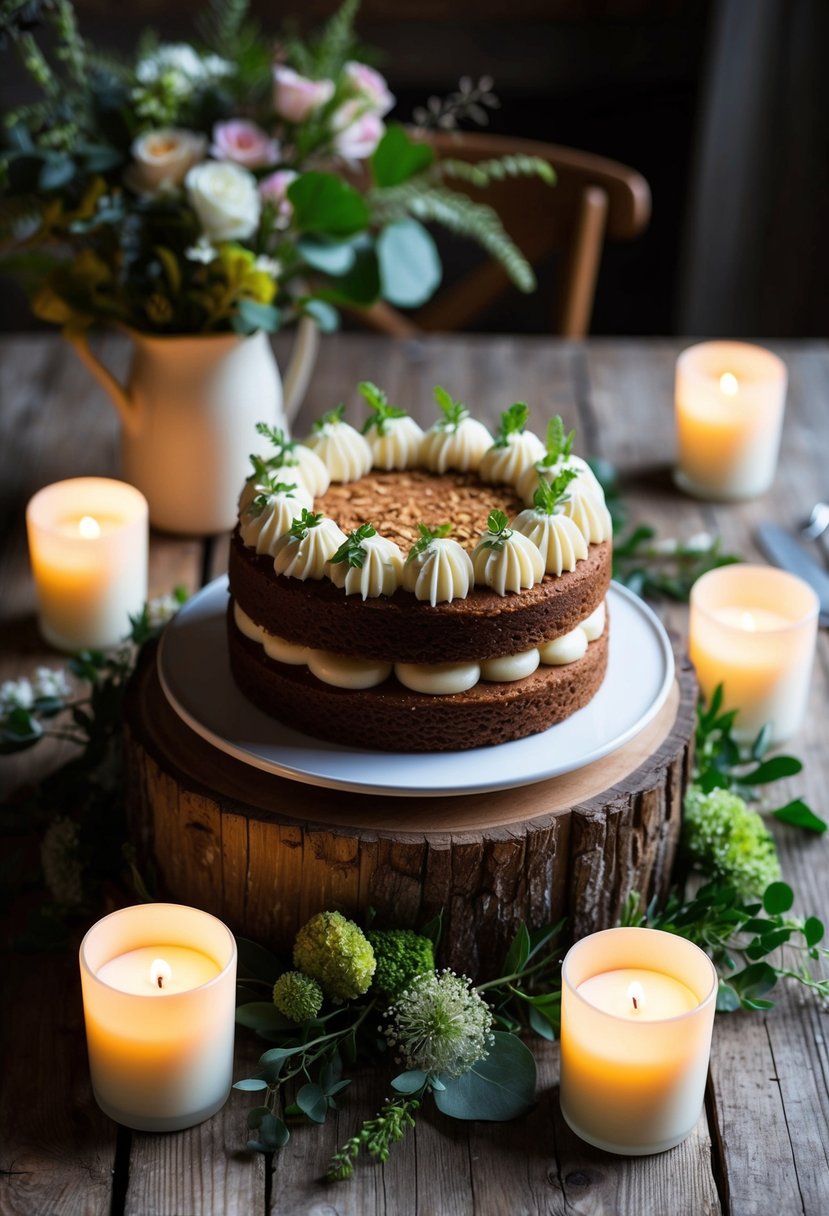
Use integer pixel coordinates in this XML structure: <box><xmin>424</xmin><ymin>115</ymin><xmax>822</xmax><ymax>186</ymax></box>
<box><xmin>331</xmin><ymin>101</ymin><xmax>385</xmax><ymax>161</ymax></box>
<box><xmin>273</xmin><ymin>66</ymin><xmax>335</xmax><ymax>123</ymax></box>
<box><xmin>211</xmin><ymin>119</ymin><xmax>280</xmax><ymax>169</ymax></box>
<box><xmin>259</xmin><ymin>169</ymin><xmax>298</xmax><ymax>227</ymax></box>
<box><xmin>343</xmin><ymin>61</ymin><xmax>395</xmax><ymax>117</ymax></box>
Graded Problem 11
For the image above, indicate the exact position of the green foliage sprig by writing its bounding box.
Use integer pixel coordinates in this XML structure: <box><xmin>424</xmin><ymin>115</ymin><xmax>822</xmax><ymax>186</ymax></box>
<box><xmin>329</xmin><ymin>523</ymin><xmax>377</xmax><ymax>568</ymax></box>
<box><xmin>492</xmin><ymin>402</ymin><xmax>529</xmax><ymax>448</ymax></box>
<box><xmin>406</xmin><ymin>521</ymin><xmax>452</xmax><ymax>563</ymax></box>
<box><xmin>358</xmin><ymin>381</ymin><xmax>407</xmax><ymax>435</ymax></box>
<box><xmin>313</xmin><ymin>404</ymin><xmax>346</xmax><ymax>432</ymax></box>
<box><xmin>539</xmin><ymin>415</ymin><xmax>575</xmax><ymax>467</ymax></box>
<box><xmin>288</xmin><ymin>508</ymin><xmax>323</xmax><ymax>540</ymax></box>
<box><xmin>479</xmin><ymin>509</ymin><xmax>513</xmax><ymax>551</ymax></box>
<box><xmin>531</xmin><ymin>467</ymin><xmax>578</xmax><ymax>515</ymax></box>
<box><xmin>432</xmin><ymin>385</ymin><xmax>468</xmax><ymax>429</ymax></box>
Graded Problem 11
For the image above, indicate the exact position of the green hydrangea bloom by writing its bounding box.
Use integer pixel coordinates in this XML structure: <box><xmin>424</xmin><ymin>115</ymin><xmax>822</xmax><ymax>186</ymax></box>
<box><xmin>683</xmin><ymin>785</ymin><xmax>781</xmax><ymax>896</ymax></box>
<box><xmin>366</xmin><ymin>929</ymin><xmax>435</xmax><ymax>998</ymax></box>
<box><xmin>293</xmin><ymin>911</ymin><xmax>376</xmax><ymax>1003</ymax></box>
<box><xmin>272</xmin><ymin>970</ymin><xmax>323</xmax><ymax>1023</ymax></box>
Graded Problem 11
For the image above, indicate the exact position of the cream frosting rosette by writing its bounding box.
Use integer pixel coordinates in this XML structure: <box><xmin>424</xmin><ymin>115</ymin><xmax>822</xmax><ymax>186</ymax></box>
<box><xmin>511</xmin><ymin>509</ymin><xmax>588</xmax><ymax>576</ymax></box>
<box><xmin>272</xmin><ymin>511</ymin><xmax>347</xmax><ymax>580</ymax></box>
<box><xmin>471</xmin><ymin>511</ymin><xmax>544</xmax><ymax>596</ymax></box>
<box><xmin>403</xmin><ymin>527</ymin><xmax>474</xmax><ymax>606</ymax></box>
<box><xmin>358</xmin><ymin>381</ymin><xmax>425</xmax><ymax>470</ymax></box>
<box><xmin>305</xmin><ymin>406</ymin><xmax>373</xmax><ymax>482</ymax></box>
<box><xmin>240</xmin><ymin>481</ymin><xmax>314</xmax><ymax>556</ymax></box>
<box><xmin>479</xmin><ymin>403</ymin><xmax>546</xmax><ymax>485</ymax></box>
<box><xmin>326</xmin><ymin>525</ymin><xmax>404</xmax><ymax>599</ymax></box>
<box><xmin>420</xmin><ymin>387</ymin><xmax>492</xmax><ymax>473</ymax></box>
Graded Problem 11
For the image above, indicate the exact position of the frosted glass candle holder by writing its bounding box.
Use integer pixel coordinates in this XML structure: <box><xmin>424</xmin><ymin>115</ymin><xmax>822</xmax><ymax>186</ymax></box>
<box><xmin>689</xmin><ymin>564</ymin><xmax>818</xmax><ymax>744</ymax></box>
<box><xmin>559</xmin><ymin>927</ymin><xmax>717</xmax><ymax>1156</ymax></box>
<box><xmin>674</xmin><ymin>341</ymin><xmax>787</xmax><ymax>500</ymax></box>
<box><xmin>79</xmin><ymin>903</ymin><xmax>237</xmax><ymax>1132</ymax></box>
<box><xmin>26</xmin><ymin>477</ymin><xmax>148</xmax><ymax>651</ymax></box>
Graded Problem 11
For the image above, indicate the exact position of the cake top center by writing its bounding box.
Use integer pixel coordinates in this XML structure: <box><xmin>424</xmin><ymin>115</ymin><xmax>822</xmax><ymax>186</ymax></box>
<box><xmin>316</xmin><ymin>469</ymin><xmax>524</xmax><ymax>552</ymax></box>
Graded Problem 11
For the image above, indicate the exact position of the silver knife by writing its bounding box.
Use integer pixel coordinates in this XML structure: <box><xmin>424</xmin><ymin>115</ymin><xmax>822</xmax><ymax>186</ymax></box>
<box><xmin>756</xmin><ymin>522</ymin><xmax>829</xmax><ymax>628</ymax></box>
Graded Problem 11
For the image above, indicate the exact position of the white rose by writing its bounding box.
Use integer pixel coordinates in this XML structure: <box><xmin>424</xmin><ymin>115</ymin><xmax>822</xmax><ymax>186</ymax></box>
<box><xmin>185</xmin><ymin>161</ymin><xmax>262</xmax><ymax>242</ymax></box>
<box><xmin>125</xmin><ymin>128</ymin><xmax>206</xmax><ymax>195</ymax></box>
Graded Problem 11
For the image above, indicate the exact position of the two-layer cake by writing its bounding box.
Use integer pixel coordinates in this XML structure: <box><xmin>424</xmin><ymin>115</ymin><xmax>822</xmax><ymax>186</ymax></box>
<box><xmin>227</xmin><ymin>386</ymin><xmax>613</xmax><ymax>752</ymax></box>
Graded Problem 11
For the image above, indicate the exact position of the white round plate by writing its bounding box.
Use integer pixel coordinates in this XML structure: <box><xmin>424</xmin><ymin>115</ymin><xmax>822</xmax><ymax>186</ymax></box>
<box><xmin>158</xmin><ymin>577</ymin><xmax>674</xmax><ymax>798</ymax></box>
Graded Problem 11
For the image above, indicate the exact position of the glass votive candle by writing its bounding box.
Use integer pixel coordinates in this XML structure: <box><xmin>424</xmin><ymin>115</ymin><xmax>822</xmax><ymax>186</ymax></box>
<box><xmin>26</xmin><ymin>477</ymin><xmax>148</xmax><ymax>651</ymax></box>
<box><xmin>689</xmin><ymin>564</ymin><xmax>819</xmax><ymax>743</ymax></box>
<box><xmin>79</xmin><ymin>903</ymin><xmax>237</xmax><ymax>1132</ymax></box>
<box><xmin>559</xmin><ymin>927</ymin><xmax>717</xmax><ymax>1155</ymax></box>
<box><xmin>674</xmin><ymin>341</ymin><xmax>787</xmax><ymax>500</ymax></box>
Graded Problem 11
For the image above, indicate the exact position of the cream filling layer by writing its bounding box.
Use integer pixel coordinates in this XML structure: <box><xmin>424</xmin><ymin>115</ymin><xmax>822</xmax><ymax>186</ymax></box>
<box><xmin>234</xmin><ymin>600</ymin><xmax>605</xmax><ymax>695</ymax></box>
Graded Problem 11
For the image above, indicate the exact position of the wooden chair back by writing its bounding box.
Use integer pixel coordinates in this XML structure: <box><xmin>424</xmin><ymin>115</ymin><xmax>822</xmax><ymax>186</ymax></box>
<box><xmin>366</xmin><ymin>131</ymin><xmax>651</xmax><ymax>339</ymax></box>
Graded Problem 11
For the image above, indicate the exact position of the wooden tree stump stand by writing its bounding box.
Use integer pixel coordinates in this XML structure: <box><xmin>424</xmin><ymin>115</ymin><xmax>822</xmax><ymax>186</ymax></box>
<box><xmin>123</xmin><ymin>649</ymin><xmax>696</xmax><ymax>975</ymax></box>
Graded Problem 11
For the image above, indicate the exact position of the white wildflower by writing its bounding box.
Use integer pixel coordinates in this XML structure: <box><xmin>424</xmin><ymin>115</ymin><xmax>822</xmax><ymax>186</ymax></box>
<box><xmin>684</xmin><ymin>531</ymin><xmax>714</xmax><ymax>552</ymax></box>
<box><xmin>33</xmin><ymin>667</ymin><xmax>71</xmax><ymax>700</ymax></box>
<box><xmin>0</xmin><ymin>678</ymin><xmax>34</xmax><ymax>712</ymax></box>
<box><xmin>185</xmin><ymin>236</ymin><xmax>219</xmax><ymax>264</ymax></box>
<box><xmin>136</xmin><ymin>44</ymin><xmax>231</xmax><ymax>89</ymax></box>
<box><xmin>146</xmin><ymin>594</ymin><xmax>182</xmax><ymax>629</ymax></box>
<box><xmin>384</xmin><ymin>970</ymin><xmax>494</xmax><ymax>1077</ymax></box>
<box><xmin>649</xmin><ymin>537</ymin><xmax>679</xmax><ymax>555</ymax></box>
<box><xmin>254</xmin><ymin>254</ymin><xmax>281</xmax><ymax>277</ymax></box>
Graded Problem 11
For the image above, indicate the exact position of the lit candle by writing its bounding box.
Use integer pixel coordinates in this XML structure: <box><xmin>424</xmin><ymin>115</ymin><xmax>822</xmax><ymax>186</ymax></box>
<box><xmin>559</xmin><ymin>927</ymin><xmax>717</xmax><ymax>1155</ymax></box>
<box><xmin>79</xmin><ymin>903</ymin><xmax>237</xmax><ymax>1132</ymax></box>
<box><xmin>674</xmin><ymin>340</ymin><xmax>787</xmax><ymax>500</ymax></box>
<box><xmin>26</xmin><ymin>477</ymin><xmax>148</xmax><ymax>651</ymax></box>
<box><xmin>690</xmin><ymin>565</ymin><xmax>818</xmax><ymax>743</ymax></box>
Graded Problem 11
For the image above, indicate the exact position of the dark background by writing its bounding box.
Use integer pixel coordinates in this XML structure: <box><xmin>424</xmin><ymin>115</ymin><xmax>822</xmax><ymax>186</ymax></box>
<box><xmin>2</xmin><ymin>0</ymin><xmax>827</xmax><ymax>338</ymax></box>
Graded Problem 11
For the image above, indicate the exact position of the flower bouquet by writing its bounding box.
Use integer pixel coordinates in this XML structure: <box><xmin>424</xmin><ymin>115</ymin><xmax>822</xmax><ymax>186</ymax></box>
<box><xmin>0</xmin><ymin>0</ymin><xmax>551</xmax><ymax>337</ymax></box>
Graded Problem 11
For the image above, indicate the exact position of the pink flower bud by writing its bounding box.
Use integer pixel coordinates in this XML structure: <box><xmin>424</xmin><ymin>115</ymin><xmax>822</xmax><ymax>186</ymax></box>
<box><xmin>210</xmin><ymin>119</ymin><xmax>280</xmax><ymax>169</ymax></box>
<box><xmin>343</xmin><ymin>61</ymin><xmax>395</xmax><ymax>117</ymax></box>
<box><xmin>273</xmin><ymin>66</ymin><xmax>335</xmax><ymax>123</ymax></box>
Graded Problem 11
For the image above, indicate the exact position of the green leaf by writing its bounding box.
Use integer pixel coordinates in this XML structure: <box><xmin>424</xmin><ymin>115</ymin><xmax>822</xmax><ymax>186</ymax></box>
<box><xmin>731</xmin><ymin>961</ymin><xmax>778</xmax><ymax>999</ymax></box>
<box><xmin>739</xmin><ymin>756</ymin><xmax>802</xmax><ymax>785</ymax></box>
<box><xmin>301</xmin><ymin>299</ymin><xmax>339</xmax><ymax>333</ymax></box>
<box><xmin>39</xmin><ymin>155</ymin><xmax>76</xmax><ymax>190</ymax></box>
<box><xmin>763</xmin><ymin>882</ymin><xmax>794</xmax><ymax>915</ymax></box>
<box><xmin>258</xmin><ymin>1113</ymin><xmax>290</xmax><ymax>1149</ymax></box>
<box><xmin>771</xmin><ymin>799</ymin><xmax>827</xmax><ymax>834</ymax></box>
<box><xmin>751</xmin><ymin>722</ymin><xmax>773</xmax><ymax>761</ymax></box>
<box><xmin>232</xmin><ymin>299</ymin><xmax>280</xmax><ymax>335</ymax></box>
<box><xmin>376</xmin><ymin>219</ymin><xmax>441</xmax><ymax>307</ymax></box>
<box><xmin>716</xmin><ymin>983</ymin><xmax>741</xmax><ymax>1012</ymax></box>
<box><xmin>502</xmin><ymin>923</ymin><xmax>530</xmax><ymax>976</ymax></box>
<box><xmin>433</xmin><ymin>1032</ymin><xmax>536</xmax><ymax>1122</ymax></box>
<box><xmin>371</xmin><ymin>124</ymin><xmax>435</xmax><ymax>188</ymax></box>
<box><xmin>297</xmin><ymin>238</ymin><xmax>357</xmax><ymax>276</ymax></box>
<box><xmin>319</xmin><ymin>238</ymin><xmax>381</xmax><ymax>307</ymax></box>
<box><xmin>246</xmin><ymin>1105</ymin><xmax>271</xmax><ymax>1127</ymax></box>
<box><xmin>296</xmin><ymin>1083</ymin><xmax>329</xmax><ymax>1124</ymax></box>
<box><xmin>235</xmin><ymin>1002</ymin><xmax>295</xmax><ymax>1033</ymax></box>
<box><xmin>233</xmin><ymin>1077</ymin><xmax>269</xmax><ymax>1092</ymax></box>
<box><xmin>390</xmin><ymin>1070</ymin><xmax>429</xmax><ymax>1094</ymax></box>
<box><xmin>803</xmin><ymin>916</ymin><xmax>824</xmax><ymax>947</ymax></box>
<box><xmin>288</xmin><ymin>172</ymin><xmax>370</xmax><ymax>237</ymax></box>
<box><xmin>527</xmin><ymin>1005</ymin><xmax>556</xmax><ymax>1041</ymax></box>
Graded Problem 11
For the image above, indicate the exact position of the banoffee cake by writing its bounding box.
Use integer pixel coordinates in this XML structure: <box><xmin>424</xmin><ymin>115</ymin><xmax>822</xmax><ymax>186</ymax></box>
<box><xmin>227</xmin><ymin>386</ymin><xmax>613</xmax><ymax>752</ymax></box>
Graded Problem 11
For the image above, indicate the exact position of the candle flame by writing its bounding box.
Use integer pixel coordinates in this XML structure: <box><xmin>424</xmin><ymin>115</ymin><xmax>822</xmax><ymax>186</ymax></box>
<box><xmin>740</xmin><ymin>611</ymin><xmax>757</xmax><ymax>632</ymax></box>
<box><xmin>719</xmin><ymin>372</ymin><xmax>739</xmax><ymax>397</ymax></box>
<box><xmin>150</xmin><ymin>958</ymin><xmax>172</xmax><ymax>990</ymax></box>
<box><xmin>78</xmin><ymin>514</ymin><xmax>101</xmax><ymax>540</ymax></box>
<box><xmin>626</xmin><ymin>981</ymin><xmax>646</xmax><ymax>1012</ymax></box>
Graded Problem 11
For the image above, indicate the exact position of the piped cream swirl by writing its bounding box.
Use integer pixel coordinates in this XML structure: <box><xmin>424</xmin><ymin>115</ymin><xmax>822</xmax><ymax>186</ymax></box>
<box><xmin>326</xmin><ymin>533</ymin><xmax>405</xmax><ymax>599</ymax></box>
<box><xmin>272</xmin><ymin>517</ymin><xmax>347</xmax><ymax>580</ymax></box>
<box><xmin>420</xmin><ymin>417</ymin><xmax>493</xmax><ymax>473</ymax></box>
<box><xmin>402</xmin><ymin>538</ymin><xmax>474</xmax><ymax>606</ymax></box>
<box><xmin>480</xmin><ymin>431</ymin><xmax>546</xmax><ymax>485</ymax></box>
<box><xmin>471</xmin><ymin>529</ymin><xmax>544</xmax><ymax>595</ymax></box>
<box><xmin>365</xmin><ymin>415</ymin><xmax>425</xmax><ymax>470</ymax></box>
<box><xmin>516</xmin><ymin>454</ymin><xmax>602</xmax><ymax>505</ymax></box>
<box><xmin>240</xmin><ymin>487</ymin><xmax>314</xmax><ymax>556</ymax></box>
<box><xmin>511</xmin><ymin>510</ymin><xmax>588</xmax><ymax>576</ymax></box>
<box><xmin>305</xmin><ymin>420</ymin><xmax>372</xmax><ymax>482</ymax></box>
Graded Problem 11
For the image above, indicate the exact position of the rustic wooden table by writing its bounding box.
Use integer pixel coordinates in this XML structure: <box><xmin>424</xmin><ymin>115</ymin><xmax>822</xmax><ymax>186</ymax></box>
<box><xmin>1</xmin><ymin>333</ymin><xmax>827</xmax><ymax>1216</ymax></box>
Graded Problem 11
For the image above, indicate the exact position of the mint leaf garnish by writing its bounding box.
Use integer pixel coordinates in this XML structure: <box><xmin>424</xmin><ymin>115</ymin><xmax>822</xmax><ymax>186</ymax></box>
<box><xmin>531</xmin><ymin>468</ymin><xmax>578</xmax><ymax>514</ymax></box>
<box><xmin>493</xmin><ymin>402</ymin><xmax>529</xmax><ymax>448</ymax></box>
<box><xmin>359</xmin><ymin>381</ymin><xmax>408</xmax><ymax>436</ymax></box>
<box><xmin>313</xmin><ymin>403</ymin><xmax>346</xmax><ymax>432</ymax></box>
<box><xmin>406</xmin><ymin>521</ymin><xmax>452</xmax><ymax>563</ymax></box>
<box><xmin>330</xmin><ymin>523</ymin><xmax>377</xmax><ymax>568</ymax></box>
<box><xmin>539</xmin><ymin>416</ymin><xmax>575</xmax><ymax>468</ymax></box>
<box><xmin>481</xmin><ymin>509</ymin><xmax>513</xmax><ymax>551</ymax></box>
<box><xmin>433</xmin><ymin>386</ymin><xmax>469</xmax><ymax>430</ymax></box>
<box><xmin>288</xmin><ymin>509</ymin><xmax>323</xmax><ymax>540</ymax></box>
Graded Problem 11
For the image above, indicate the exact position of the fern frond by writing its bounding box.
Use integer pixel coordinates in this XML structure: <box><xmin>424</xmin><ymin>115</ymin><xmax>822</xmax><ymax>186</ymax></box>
<box><xmin>434</xmin><ymin>155</ymin><xmax>555</xmax><ymax>189</ymax></box>
<box><xmin>52</xmin><ymin>0</ymin><xmax>87</xmax><ymax>89</ymax></box>
<box><xmin>197</xmin><ymin>0</ymin><xmax>251</xmax><ymax>56</ymax></box>
<box><xmin>312</xmin><ymin>0</ymin><xmax>360</xmax><ymax>79</ymax></box>
<box><xmin>372</xmin><ymin>183</ymin><xmax>537</xmax><ymax>293</ymax></box>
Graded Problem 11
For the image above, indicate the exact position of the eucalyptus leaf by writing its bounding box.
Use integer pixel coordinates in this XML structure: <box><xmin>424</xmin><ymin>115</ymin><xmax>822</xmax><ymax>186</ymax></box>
<box><xmin>297</xmin><ymin>238</ymin><xmax>356</xmax><ymax>276</ymax></box>
<box><xmin>716</xmin><ymin>984</ymin><xmax>741</xmax><ymax>1012</ymax></box>
<box><xmin>390</xmin><ymin>1070</ymin><xmax>428</xmax><ymax>1094</ymax></box>
<box><xmin>246</xmin><ymin>1104</ymin><xmax>271</xmax><ymax>1127</ymax></box>
<box><xmin>433</xmin><ymin>1032</ymin><xmax>536</xmax><ymax>1122</ymax></box>
<box><xmin>233</xmin><ymin>1077</ymin><xmax>269</xmax><ymax>1092</ymax></box>
<box><xmin>235</xmin><ymin>1002</ymin><xmax>295</xmax><ymax>1033</ymax></box>
<box><xmin>301</xmin><ymin>299</ymin><xmax>339</xmax><ymax>333</ymax></box>
<box><xmin>376</xmin><ymin>220</ymin><xmax>441</xmax><ymax>308</ymax></box>
<box><xmin>296</xmin><ymin>1083</ymin><xmax>329</xmax><ymax>1124</ymax></box>
<box><xmin>233</xmin><ymin>299</ymin><xmax>280</xmax><ymax>335</ymax></box>
<box><xmin>259</xmin><ymin>1113</ymin><xmax>290</xmax><ymax>1149</ymax></box>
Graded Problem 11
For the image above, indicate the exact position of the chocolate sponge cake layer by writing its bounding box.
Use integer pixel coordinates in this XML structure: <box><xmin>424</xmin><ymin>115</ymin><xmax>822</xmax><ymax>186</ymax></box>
<box><xmin>227</xmin><ymin>606</ymin><xmax>609</xmax><ymax>753</ymax></box>
<box><xmin>228</xmin><ymin>531</ymin><xmax>611</xmax><ymax>665</ymax></box>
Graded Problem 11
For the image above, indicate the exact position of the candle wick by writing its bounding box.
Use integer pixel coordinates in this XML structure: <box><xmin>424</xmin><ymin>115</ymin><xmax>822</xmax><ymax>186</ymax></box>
<box><xmin>157</xmin><ymin>975</ymin><xmax>164</xmax><ymax>989</ymax></box>
<box><xmin>632</xmin><ymin>995</ymin><xmax>638</xmax><ymax>1010</ymax></box>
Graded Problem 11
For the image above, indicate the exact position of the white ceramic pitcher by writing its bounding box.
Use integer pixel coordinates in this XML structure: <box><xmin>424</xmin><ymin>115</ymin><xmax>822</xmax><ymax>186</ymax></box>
<box><xmin>67</xmin><ymin>318</ymin><xmax>319</xmax><ymax>535</ymax></box>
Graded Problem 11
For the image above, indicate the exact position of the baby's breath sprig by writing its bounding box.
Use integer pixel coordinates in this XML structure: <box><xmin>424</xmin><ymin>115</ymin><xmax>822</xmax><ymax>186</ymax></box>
<box><xmin>330</xmin><ymin>523</ymin><xmax>377</xmax><ymax>568</ymax></box>
<box><xmin>358</xmin><ymin>381</ymin><xmax>407</xmax><ymax>436</ymax></box>
<box><xmin>406</xmin><ymin>522</ymin><xmax>452</xmax><ymax>563</ymax></box>
<box><xmin>539</xmin><ymin>415</ymin><xmax>575</xmax><ymax>468</ymax></box>
<box><xmin>493</xmin><ymin>402</ymin><xmax>529</xmax><ymax>448</ymax></box>
<box><xmin>480</xmin><ymin>510</ymin><xmax>513</xmax><ymax>551</ymax></box>
<box><xmin>313</xmin><ymin>403</ymin><xmax>346</xmax><ymax>431</ymax></box>
<box><xmin>531</xmin><ymin>467</ymin><xmax>578</xmax><ymax>515</ymax></box>
<box><xmin>288</xmin><ymin>509</ymin><xmax>323</xmax><ymax>540</ymax></box>
<box><xmin>433</xmin><ymin>385</ymin><xmax>469</xmax><ymax>430</ymax></box>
